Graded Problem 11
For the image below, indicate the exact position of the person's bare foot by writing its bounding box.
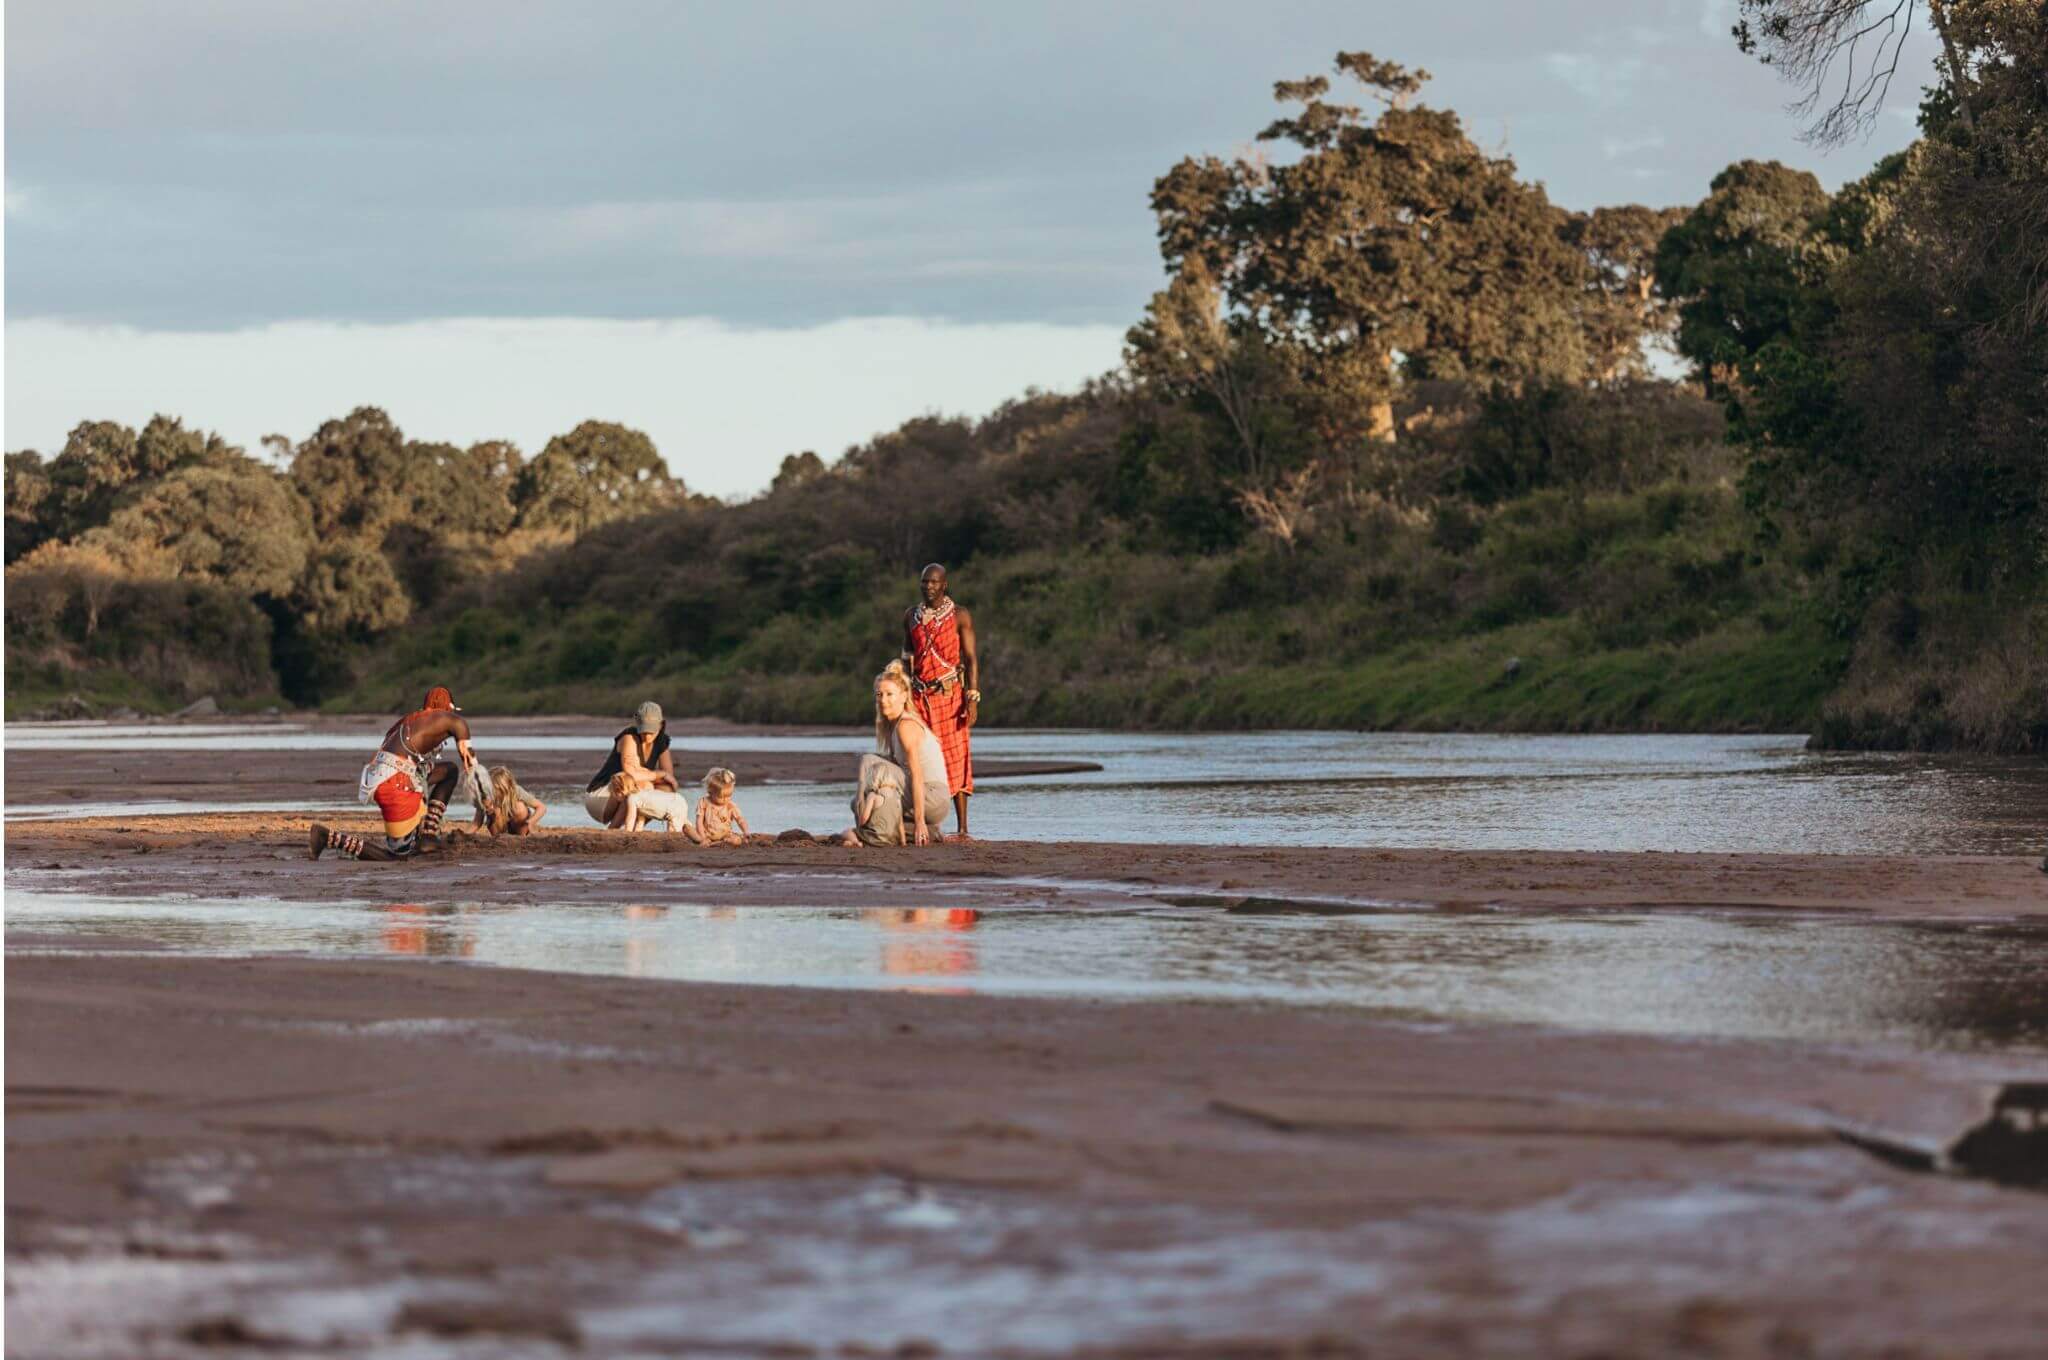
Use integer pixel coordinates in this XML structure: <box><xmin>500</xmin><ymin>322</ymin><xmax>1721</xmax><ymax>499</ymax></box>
<box><xmin>308</xmin><ymin>824</ymin><xmax>331</xmax><ymax>860</ymax></box>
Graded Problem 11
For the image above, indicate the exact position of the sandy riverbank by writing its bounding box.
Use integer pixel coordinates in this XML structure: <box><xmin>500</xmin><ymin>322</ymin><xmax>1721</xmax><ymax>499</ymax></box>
<box><xmin>8</xmin><ymin>943</ymin><xmax>2048</xmax><ymax>1357</ymax></box>
<box><xmin>7</xmin><ymin>810</ymin><xmax>2046</xmax><ymax>919</ymax></box>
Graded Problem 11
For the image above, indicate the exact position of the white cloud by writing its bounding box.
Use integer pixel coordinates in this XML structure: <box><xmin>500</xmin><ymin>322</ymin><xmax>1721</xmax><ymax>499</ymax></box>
<box><xmin>1543</xmin><ymin>53</ymin><xmax>1647</xmax><ymax>107</ymax></box>
<box><xmin>1601</xmin><ymin>133</ymin><xmax>1668</xmax><ymax>160</ymax></box>
<box><xmin>2</xmin><ymin>316</ymin><xmax>1125</xmax><ymax>499</ymax></box>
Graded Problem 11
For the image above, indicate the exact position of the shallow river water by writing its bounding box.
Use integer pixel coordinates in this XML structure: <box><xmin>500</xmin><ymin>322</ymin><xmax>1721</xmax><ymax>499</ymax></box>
<box><xmin>8</xmin><ymin>724</ymin><xmax>2048</xmax><ymax>854</ymax></box>
<box><xmin>10</xmin><ymin>725</ymin><xmax>2047</xmax><ymax>1057</ymax></box>
<box><xmin>11</xmin><ymin>889</ymin><xmax>2047</xmax><ymax>1053</ymax></box>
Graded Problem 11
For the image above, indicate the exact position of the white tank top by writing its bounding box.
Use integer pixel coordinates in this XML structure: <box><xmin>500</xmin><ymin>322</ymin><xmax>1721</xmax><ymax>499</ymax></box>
<box><xmin>888</xmin><ymin>721</ymin><xmax>950</xmax><ymax>810</ymax></box>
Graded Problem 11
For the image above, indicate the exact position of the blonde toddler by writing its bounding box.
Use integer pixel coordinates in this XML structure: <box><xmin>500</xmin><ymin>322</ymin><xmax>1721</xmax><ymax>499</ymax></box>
<box><xmin>694</xmin><ymin>767</ymin><xmax>750</xmax><ymax>846</ymax></box>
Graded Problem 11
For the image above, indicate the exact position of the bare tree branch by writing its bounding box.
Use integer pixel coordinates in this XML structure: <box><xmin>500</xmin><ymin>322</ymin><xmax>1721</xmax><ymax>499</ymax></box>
<box><xmin>1733</xmin><ymin>0</ymin><xmax>1920</xmax><ymax>145</ymax></box>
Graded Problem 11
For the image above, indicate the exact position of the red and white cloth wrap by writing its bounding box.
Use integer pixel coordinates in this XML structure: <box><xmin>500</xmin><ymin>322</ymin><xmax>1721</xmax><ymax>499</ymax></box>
<box><xmin>359</xmin><ymin>749</ymin><xmax>425</xmax><ymax>804</ymax></box>
<box><xmin>908</xmin><ymin>600</ymin><xmax>972</xmax><ymax>798</ymax></box>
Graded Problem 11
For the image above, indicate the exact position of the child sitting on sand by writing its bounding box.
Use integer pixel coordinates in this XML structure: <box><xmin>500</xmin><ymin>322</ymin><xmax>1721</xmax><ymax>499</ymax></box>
<box><xmin>477</xmin><ymin>766</ymin><xmax>547</xmax><ymax>837</ymax></box>
<box><xmin>693</xmin><ymin>767</ymin><xmax>751</xmax><ymax>846</ymax></box>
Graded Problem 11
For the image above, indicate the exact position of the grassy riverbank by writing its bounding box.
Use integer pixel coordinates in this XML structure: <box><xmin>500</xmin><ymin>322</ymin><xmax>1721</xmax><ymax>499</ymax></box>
<box><xmin>317</xmin><ymin>463</ymin><xmax>1849</xmax><ymax>734</ymax></box>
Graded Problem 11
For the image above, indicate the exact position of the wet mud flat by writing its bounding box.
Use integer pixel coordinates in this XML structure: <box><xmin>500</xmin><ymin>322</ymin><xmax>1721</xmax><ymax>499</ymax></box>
<box><xmin>8</xmin><ymin>811</ymin><xmax>2048</xmax><ymax>919</ymax></box>
<box><xmin>9</xmin><ymin>946</ymin><xmax>2048</xmax><ymax>1358</ymax></box>
<box><xmin>9</xmin><ymin>794</ymin><xmax>2048</xmax><ymax>1354</ymax></box>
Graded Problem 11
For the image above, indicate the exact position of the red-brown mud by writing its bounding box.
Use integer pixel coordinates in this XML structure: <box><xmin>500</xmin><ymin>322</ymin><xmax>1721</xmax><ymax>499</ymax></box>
<box><xmin>8</xmin><ymin>948</ymin><xmax>2048</xmax><ymax>1357</ymax></box>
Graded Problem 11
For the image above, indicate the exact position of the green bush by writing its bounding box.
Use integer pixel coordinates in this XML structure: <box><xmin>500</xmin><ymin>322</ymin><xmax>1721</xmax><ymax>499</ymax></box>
<box><xmin>4</xmin><ymin>561</ymin><xmax>278</xmax><ymax>714</ymax></box>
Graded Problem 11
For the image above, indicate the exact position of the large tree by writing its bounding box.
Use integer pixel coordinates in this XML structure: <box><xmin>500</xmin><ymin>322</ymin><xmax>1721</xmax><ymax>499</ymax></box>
<box><xmin>10</xmin><ymin>415</ymin><xmax>247</xmax><ymax>553</ymax></box>
<box><xmin>1653</xmin><ymin>160</ymin><xmax>1830</xmax><ymax>399</ymax></box>
<box><xmin>80</xmin><ymin>460</ymin><xmax>315</xmax><ymax>598</ymax></box>
<box><xmin>514</xmin><ymin>420</ymin><xmax>685</xmax><ymax>534</ymax></box>
<box><xmin>1714</xmin><ymin>2</ymin><xmax>2047</xmax><ymax>551</ymax></box>
<box><xmin>293</xmin><ymin>537</ymin><xmax>413</xmax><ymax>635</ymax></box>
<box><xmin>40</xmin><ymin>420</ymin><xmax>142</xmax><ymax>541</ymax></box>
<box><xmin>403</xmin><ymin>440</ymin><xmax>518</xmax><ymax>538</ymax></box>
<box><xmin>132</xmin><ymin>415</ymin><xmax>238</xmax><ymax>482</ymax></box>
<box><xmin>465</xmin><ymin>438</ymin><xmax>524</xmax><ymax>488</ymax></box>
<box><xmin>289</xmin><ymin>406</ymin><xmax>415</xmax><ymax>540</ymax></box>
<box><xmin>5</xmin><ymin>450</ymin><xmax>55</xmax><ymax>563</ymax></box>
<box><xmin>1124</xmin><ymin>259</ymin><xmax>1307</xmax><ymax>486</ymax></box>
<box><xmin>1723</xmin><ymin>0</ymin><xmax>2048</xmax><ymax>750</ymax></box>
<box><xmin>1562</xmin><ymin>204</ymin><xmax>1691</xmax><ymax>383</ymax></box>
<box><xmin>1143</xmin><ymin>51</ymin><xmax>1591</xmax><ymax>451</ymax></box>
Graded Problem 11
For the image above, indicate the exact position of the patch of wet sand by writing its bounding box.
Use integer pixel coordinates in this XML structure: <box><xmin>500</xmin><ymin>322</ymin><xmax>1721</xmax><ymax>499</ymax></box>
<box><xmin>7</xmin><ymin>810</ymin><xmax>2045</xmax><ymax>919</ymax></box>
<box><xmin>8</xmin><ymin>945</ymin><xmax>2048</xmax><ymax>1356</ymax></box>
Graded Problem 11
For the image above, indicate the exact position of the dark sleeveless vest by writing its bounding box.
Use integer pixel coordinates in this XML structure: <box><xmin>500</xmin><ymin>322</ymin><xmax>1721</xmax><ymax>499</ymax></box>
<box><xmin>586</xmin><ymin>725</ymin><xmax>670</xmax><ymax>793</ymax></box>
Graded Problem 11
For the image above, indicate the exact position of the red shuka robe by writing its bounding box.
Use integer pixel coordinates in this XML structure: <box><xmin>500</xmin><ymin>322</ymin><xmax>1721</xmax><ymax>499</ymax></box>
<box><xmin>909</xmin><ymin>601</ymin><xmax>972</xmax><ymax>798</ymax></box>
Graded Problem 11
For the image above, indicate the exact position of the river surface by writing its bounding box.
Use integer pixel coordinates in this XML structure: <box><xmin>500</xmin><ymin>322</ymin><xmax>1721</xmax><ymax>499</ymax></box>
<box><xmin>9</xmin><ymin>726</ymin><xmax>2048</xmax><ymax>1054</ymax></box>
<box><xmin>8</xmin><ymin>725</ymin><xmax>2047</xmax><ymax>855</ymax></box>
<box><xmin>10</xmin><ymin>889</ymin><xmax>2048</xmax><ymax>1054</ymax></box>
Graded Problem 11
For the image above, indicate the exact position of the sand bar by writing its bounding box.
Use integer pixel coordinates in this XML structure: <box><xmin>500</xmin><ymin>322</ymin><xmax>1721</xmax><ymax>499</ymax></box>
<box><xmin>7</xmin><ymin>810</ymin><xmax>2045</xmax><ymax>919</ymax></box>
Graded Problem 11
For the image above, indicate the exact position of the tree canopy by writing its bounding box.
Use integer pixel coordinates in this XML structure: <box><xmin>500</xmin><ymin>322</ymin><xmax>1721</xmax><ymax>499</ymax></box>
<box><xmin>1653</xmin><ymin>160</ymin><xmax>1830</xmax><ymax>397</ymax></box>
<box><xmin>1138</xmin><ymin>50</ymin><xmax>1687</xmax><ymax>464</ymax></box>
<box><xmin>83</xmin><ymin>460</ymin><xmax>315</xmax><ymax>598</ymax></box>
<box><xmin>515</xmin><ymin>420</ymin><xmax>687</xmax><ymax>534</ymax></box>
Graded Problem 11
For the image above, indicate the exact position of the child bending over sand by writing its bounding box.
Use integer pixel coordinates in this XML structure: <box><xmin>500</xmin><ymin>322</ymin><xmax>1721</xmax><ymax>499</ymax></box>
<box><xmin>478</xmin><ymin>766</ymin><xmax>547</xmax><ymax>836</ymax></box>
<box><xmin>616</xmin><ymin>771</ymin><xmax>702</xmax><ymax>837</ymax></box>
<box><xmin>694</xmin><ymin>767</ymin><xmax>751</xmax><ymax>845</ymax></box>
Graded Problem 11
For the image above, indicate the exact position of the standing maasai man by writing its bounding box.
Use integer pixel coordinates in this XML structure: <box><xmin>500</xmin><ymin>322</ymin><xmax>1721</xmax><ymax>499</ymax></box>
<box><xmin>902</xmin><ymin>563</ymin><xmax>980</xmax><ymax>838</ymax></box>
<box><xmin>309</xmin><ymin>686</ymin><xmax>477</xmax><ymax>861</ymax></box>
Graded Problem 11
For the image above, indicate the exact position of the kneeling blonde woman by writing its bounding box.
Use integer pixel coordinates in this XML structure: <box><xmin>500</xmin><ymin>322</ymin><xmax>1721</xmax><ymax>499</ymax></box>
<box><xmin>841</xmin><ymin>661</ymin><xmax>949</xmax><ymax>847</ymax></box>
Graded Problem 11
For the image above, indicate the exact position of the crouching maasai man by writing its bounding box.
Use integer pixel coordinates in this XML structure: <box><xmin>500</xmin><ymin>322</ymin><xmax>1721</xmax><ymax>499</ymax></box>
<box><xmin>310</xmin><ymin>686</ymin><xmax>477</xmax><ymax>861</ymax></box>
<box><xmin>903</xmin><ymin>562</ymin><xmax>980</xmax><ymax>838</ymax></box>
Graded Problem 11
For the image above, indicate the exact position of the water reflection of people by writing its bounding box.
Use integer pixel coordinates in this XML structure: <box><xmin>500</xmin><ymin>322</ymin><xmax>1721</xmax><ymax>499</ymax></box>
<box><xmin>379</xmin><ymin>903</ymin><xmax>476</xmax><ymax>958</ymax></box>
<box><xmin>867</xmin><ymin>907</ymin><xmax>979</xmax><ymax>986</ymax></box>
<box><xmin>622</xmin><ymin>904</ymin><xmax>669</xmax><ymax>977</ymax></box>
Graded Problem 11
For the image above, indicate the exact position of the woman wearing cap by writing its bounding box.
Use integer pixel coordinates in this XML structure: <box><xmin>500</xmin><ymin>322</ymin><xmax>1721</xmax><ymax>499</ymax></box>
<box><xmin>310</xmin><ymin>685</ymin><xmax>477</xmax><ymax>861</ymax></box>
<box><xmin>585</xmin><ymin>701</ymin><xmax>689</xmax><ymax>831</ymax></box>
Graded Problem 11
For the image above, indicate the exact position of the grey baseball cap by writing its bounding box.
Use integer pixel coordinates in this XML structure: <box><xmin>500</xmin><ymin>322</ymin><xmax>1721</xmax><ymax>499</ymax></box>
<box><xmin>635</xmin><ymin>700</ymin><xmax>664</xmax><ymax>734</ymax></box>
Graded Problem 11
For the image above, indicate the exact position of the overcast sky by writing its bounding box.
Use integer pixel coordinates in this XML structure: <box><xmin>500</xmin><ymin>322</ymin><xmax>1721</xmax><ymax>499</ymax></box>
<box><xmin>5</xmin><ymin>1</ymin><xmax>1940</xmax><ymax>495</ymax></box>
